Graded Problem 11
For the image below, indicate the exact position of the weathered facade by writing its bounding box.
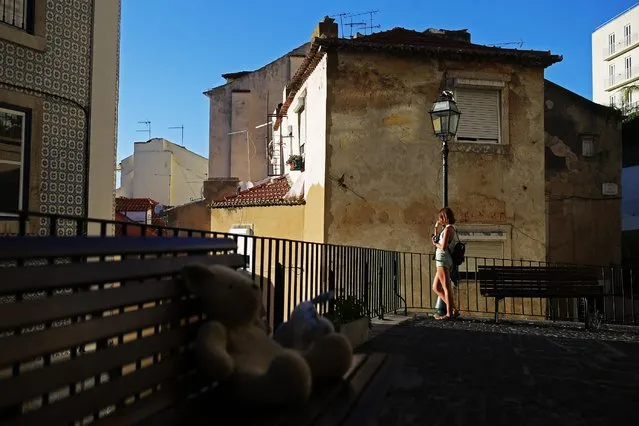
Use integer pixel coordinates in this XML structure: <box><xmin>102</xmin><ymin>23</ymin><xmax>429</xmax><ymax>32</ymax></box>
<box><xmin>204</xmin><ymin>43</ymin><xmax>309</xmax><ymax>187</ymax></box>
<box><xmin>544</xmin><ymin>80</ymin><xmax>623</xmax><ymax>266</ymax></box>
<box><xmin>274</xmin><ymin>23</ymin><xmax>562</xmax><ymax>267</ymax></box>
<box><xmin>0</xmin><ymin>0</ymin><xmax>121</xmax><ymax>235</ymax></box>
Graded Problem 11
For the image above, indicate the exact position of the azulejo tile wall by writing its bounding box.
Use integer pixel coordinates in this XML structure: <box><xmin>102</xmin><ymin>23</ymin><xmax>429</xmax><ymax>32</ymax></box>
<box><xmin>0</xmin><ymin>0</ymin><xmax>93</xmax><ymax>235</ymax></box>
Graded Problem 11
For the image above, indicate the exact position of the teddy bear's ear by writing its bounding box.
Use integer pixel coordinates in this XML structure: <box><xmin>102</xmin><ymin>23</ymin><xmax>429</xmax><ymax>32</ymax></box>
<box><xmin>181</xmin><ymin>263</ymin><xmax>215</xmax><ymax>296</ymax></box>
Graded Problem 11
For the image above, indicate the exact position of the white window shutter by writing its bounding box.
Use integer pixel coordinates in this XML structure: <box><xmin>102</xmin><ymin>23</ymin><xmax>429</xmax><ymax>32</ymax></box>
<box><xmin>462</xmin><ymin>241</ymin><xmax>504</xmax><ymax>272</ymax></box>
<box><xmin>455</xmin><ymin>88</ymin><xmax>501</xmax><ymax>143</ymax></box>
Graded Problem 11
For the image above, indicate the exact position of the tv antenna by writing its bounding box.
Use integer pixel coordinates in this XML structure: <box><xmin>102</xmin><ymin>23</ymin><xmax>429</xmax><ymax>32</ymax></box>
<box><xmin>137</xmin><ymin>120</ymin><xmax>151</xmax><ymax>140</ymax></box>
<box><xmin>490</xmin><ymin>39</ymin><xmax>525</xmax><ymax>49</ymax></box>
<box><xmin>330</xmin><ymin>10</ymin><xmax>381</xmax><ymax>38</ymax></box>
<box><xmin>168</xmin><ymin>125</ymin><xmax>185</xmax><ymax>146</ymax></box>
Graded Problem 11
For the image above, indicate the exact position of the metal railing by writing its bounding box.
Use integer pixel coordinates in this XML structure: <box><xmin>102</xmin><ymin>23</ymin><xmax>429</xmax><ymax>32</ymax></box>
<box><xmin>1</xmin><ymin>210</ymin><xmax>638</xmax><ymax>326</ymax></box>
<box><xmin>0</xmin><ymin>0</ymin><xmax>32</xmax><ymax>32</ymax></box>
<box><xmin>0</xmin><ymin>211</ymin><xmax>407</xmax><ymax>331</ymax></box>
<box><xmin>604</xmin><ymin>33</ymin><xmax>639</xmax><ymax>57</ymax></box>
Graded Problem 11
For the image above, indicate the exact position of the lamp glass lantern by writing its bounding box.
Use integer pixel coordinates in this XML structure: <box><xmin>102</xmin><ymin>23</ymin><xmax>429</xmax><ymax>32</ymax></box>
<box><xmin>429</xmin><ymin>94</ymin><xmax>461</xmax><ymax>140</ymax></box>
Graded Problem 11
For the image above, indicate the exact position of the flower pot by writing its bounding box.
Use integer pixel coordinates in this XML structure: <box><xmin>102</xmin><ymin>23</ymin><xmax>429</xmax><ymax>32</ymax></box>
<box><xmin>339</xmin><ymin>317</ymin><xmax>370</xmax><ymax>348</ymax></box>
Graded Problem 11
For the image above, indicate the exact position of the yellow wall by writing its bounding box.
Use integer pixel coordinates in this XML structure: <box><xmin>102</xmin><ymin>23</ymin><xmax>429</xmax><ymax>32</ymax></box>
<box><xmin>210</xmin><ymin>205</ymin><xmax>305</xmax><ymax>240</ymax></box>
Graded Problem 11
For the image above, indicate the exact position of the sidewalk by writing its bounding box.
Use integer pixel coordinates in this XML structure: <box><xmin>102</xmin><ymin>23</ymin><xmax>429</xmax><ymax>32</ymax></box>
<box><xmin>358</xmin><ymin>316</ymin><xmax>639</xmax><ymax>426</ymax></box>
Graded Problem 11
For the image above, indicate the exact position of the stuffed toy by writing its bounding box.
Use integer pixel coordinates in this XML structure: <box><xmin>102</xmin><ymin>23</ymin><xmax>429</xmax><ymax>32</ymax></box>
<box><xmin>273</xmin><ymin>291</ymin><xmax>354</xmax><ymax>384</ymax></box>
<box><xmin>181</xmin><ymin>263</ymin><xmax>312</xmax><ymax>406</ymax></box>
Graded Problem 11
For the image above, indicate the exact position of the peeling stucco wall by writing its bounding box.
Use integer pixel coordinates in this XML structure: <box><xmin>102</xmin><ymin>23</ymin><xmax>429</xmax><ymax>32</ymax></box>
<box><xmin>324</xmin><ymin>51</ymin><xmax>547</xmax><ymax>263</ymax></box>
<box><xmin>544</xmin><ymin>81</ymin><xmax>622</xmax><ymax>265</ymax></box>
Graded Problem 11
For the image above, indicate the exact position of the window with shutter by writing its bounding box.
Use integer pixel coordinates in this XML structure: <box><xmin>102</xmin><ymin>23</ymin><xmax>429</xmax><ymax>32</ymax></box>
<box><xmin>454</xmin><ymin>88</ymin><xmax>501</xmax><ymax>143</ymax></box>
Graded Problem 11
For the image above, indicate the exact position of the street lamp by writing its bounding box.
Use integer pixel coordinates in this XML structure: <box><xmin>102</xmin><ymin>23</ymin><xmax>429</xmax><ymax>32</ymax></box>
<box><xmin>429</xmin><ymin>90</ymin><xmax>461</xmax><ymax>207</ymax></box>
<box><xmin>429</xmin><ymin>90</ymin><xmax>461</xmax><ymax>316</ymax></box>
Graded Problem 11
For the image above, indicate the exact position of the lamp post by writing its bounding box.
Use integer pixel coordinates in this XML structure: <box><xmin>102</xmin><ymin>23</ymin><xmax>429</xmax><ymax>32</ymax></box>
<box><xmin>429</xmin><ymin>90</ymin><xmax>461</xmax><ymax>316</ymax></box>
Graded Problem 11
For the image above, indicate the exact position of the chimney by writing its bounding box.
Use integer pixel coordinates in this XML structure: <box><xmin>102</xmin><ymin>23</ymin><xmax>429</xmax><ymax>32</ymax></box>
<box><xmin>203</xmin><ymin>177</ymin><xmax>240</xmax><ymax>203</ymax></box>
<box><xmin>311</xmin><ymin>16</ymin><xmax>338</xmax><ymax>41</ymax></box>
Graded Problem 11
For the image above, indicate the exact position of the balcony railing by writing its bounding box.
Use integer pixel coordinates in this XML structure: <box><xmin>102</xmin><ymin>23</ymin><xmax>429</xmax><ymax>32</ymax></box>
<box><xmin>0</xmin><ymin>0</ymin><xmax>32</xmax><ymax>32</ymax></box>
<box><xmin>605</xmin><ymin>66</ymin><xmax>639</xmax><ymax>88</ymax></box>
<box><xmin>605</xmin><ymin>33</ymin><xmax>639</xmax><ymax>57</ymax></box>
<box><xmin>622</xmin><ymin>101</ymin><xmax>639</xmax><ymax>116</ymax></box>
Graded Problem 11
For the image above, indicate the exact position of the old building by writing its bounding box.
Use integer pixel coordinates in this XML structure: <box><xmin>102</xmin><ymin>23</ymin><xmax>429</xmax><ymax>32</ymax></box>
<box><xmin>0</xmin><ymin>0</ymin><xmax>121</xmax><ymax>234</ymax></box>
<box><xmin>203</xmin><ymin>42</ymin><xmax>309</xmax><ymax>192</ymax></box>
<box><xmin>544</xmin><ymin>80</ymin><xmax>623</xmax><ymax>266</ymax></box>
<box><xmin>272</xmin><ymin>20</ymin><xmax>562</xmax><ymax>265</ymax></box>
<box><xmin>117</xmin><ymin>138</ymin><xmax>208</xmax><ymax>207</ymax></box>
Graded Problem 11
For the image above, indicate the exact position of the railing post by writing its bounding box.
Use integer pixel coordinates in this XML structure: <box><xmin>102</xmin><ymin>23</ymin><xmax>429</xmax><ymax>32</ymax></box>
<box><xmin>364</xmin><ymin>261</ymin><xmax>370</xmax><ymax>317</ymax></box>
<box><xmin>328</xmin><ymin>269</ymin><xmax>336</xmax><ymax>315</ymax></box>
<box><xmin>273</xmin><ymin>262</ymin><xmax>285</xmax><ymax>332</ymax></box>
<box><xmin>378</xmin><ymin>266</ymin><xmax>384</xmax><ymax>320</ymax></box>
<box><xmin>393</xmin><ymin>256</ymin><xmax>408</xmax><ymax>316</ymax></box>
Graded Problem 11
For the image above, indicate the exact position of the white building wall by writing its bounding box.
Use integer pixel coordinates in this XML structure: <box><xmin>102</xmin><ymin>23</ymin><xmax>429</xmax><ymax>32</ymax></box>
<box><xmin>592</xmin><ymin>4</ymin><xmax>639</xmax><ymax>107</ymax></box>
<box><xmin>282</xmin><ymin>55</ymin><xmax>328</xmax><ymax>197</ymax></box>
<box><xmin>116</xmin><ymin>138</ymin><xmax>208</xmax><ymax>206</ymax></box>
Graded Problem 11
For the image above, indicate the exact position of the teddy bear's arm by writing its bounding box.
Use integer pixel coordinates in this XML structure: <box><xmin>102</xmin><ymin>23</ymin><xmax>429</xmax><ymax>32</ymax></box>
<box><xmin>194</xmin><ymin>321</ymin><xmax>235</xmax><ymax>380</ymax></box>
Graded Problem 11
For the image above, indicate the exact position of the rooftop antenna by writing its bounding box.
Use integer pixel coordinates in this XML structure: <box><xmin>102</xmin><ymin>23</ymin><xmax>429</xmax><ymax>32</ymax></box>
<box><xmin>490</xmin><ymin>39</ymin><xmax>525</xmax><ymax>49</ymax></box>
<box><xmin>168</xmin><ymin>125</ymin><xmax>185</xmax><ymax>146</ymax></box>
<box><xmin>137</xmin><ymin>120</ymin><xmax>151</xmax><ymax>140</ymax></box>
<box><xmin>330</xmin><ymin>9</ymin><xmax>380</xmax><ymax>38</ymax></box>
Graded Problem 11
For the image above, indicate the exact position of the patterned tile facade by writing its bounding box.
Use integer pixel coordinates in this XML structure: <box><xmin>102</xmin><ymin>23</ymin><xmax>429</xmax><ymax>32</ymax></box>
<box><xmin>0</xmin><ymin>0</ymin><xmax>94</xmax><ymax>234</ymax></box>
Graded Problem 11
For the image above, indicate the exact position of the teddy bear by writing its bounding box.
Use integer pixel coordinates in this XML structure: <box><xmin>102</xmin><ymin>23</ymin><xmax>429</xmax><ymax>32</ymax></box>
<box><xmin>180</xmin><ymin>263</ymin><xmax>312</xmax><ymax>406</ymax></box>
<box><xmin>273</xmin><ymin>291</ymin><xmax>354</xmax><ymax>385</ymax></box>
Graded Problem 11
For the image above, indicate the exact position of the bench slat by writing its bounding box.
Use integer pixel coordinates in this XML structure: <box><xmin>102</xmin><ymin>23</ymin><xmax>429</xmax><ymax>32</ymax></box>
<box><xmin>0</xmin><ymin>324</ymin><xmax>199</xmax><ymax>409</ymax></box>
<box><xmin>6</xmin><ymin>354</ymin><xmax>193</xmax><ymax>426</ymax></box>
<box><xmin>93</xmin><ymin>374</ymin><xmax>211</xmax><ymax>426</ymax></box>
<box><xmin>0</xmin><ymin>299</ymin><xmax>201</xmax><ymax>366</ymax></box>
<box><xmin>0</xmin><ymin>279</ymin><xmax>186</xmax><ymax>330</ymax></box>
<box><xmin>0</xmin><ymin>236</ymin><xmax>237</xmax><ymax>261</ymax></box>
<box><xmin>0</xmin><ymin>254</ymin><xmax>246</xmax><ymax>294</ymax></box>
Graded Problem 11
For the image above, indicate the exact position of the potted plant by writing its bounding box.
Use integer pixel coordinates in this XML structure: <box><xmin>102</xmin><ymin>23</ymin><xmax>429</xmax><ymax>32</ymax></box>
<box><xmin>323</xmin><ymin>296</ymin><xmax>371</xmax><ymax>348</ymax></box>
<box><xmin>287</xmin><ymin>154</ymin><xmax>305</xmax><ymax>171</ymax></box>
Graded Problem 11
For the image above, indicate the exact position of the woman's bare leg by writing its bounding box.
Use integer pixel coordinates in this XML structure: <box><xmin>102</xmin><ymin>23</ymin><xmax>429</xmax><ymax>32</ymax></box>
<box><xmin>432</xmin><ymin>272</ymin><xmax>445</xmax><ymax>302</ymax></box>
<box><xmin>435</xmin><ymin>266</ymin><xmax>450</xmax><ymax>318</ymax></box>
<box><xmin>443</xmin><ymin>267</ymin><xmax>457</xmax><ymax>316</ymax></box>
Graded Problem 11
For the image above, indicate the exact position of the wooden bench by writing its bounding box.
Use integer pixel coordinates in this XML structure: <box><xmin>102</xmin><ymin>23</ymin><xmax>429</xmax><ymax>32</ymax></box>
<box><xmin>478</xmin><ymin>265</ymin><xmax>603</xmax><ymax>326</ymax></box>
<box><xmin>0</xmin><ymin>235</ymin><xmax>400</xmax><ymax>425</ymax></box>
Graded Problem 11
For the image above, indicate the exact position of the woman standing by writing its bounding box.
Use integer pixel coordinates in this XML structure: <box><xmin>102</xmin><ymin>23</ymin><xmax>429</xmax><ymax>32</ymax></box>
<box><xmin>431</xmin><ymin>207</ymin><xmax>460</xmax><ymax>320</ymax></box>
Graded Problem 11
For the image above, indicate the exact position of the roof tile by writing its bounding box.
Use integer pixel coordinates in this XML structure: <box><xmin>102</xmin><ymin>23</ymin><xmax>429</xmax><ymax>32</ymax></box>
<box><xmin>210</xmin><ymin>176</ymin><xmax>305</xmax><ymax>208</ymax></box>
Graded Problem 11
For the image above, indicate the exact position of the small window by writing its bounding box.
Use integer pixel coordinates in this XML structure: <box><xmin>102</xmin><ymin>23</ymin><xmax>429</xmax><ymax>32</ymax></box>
<box><xmin>609</xmin><ymin>64</ymin><xmax>616</xmax><ymax>86</ymax></box>
<box><xmin>610</xmin><ymin>95</ymin><xmax>616</xmax><ymax>107</ymax></box>
<box><xmin>609</xmin><ymin>33</ymin><xmax>616</xmax><ymax>54</ymax></box>
<box><xmin>625</xmin><ymin>24</ymin><xmax>632</xmax><ymax>46</ymax></box>
<box><xmin>0</xmin><ymin>107</ymin><xmax>27</xmax><ymax>212</ymax></box>
<box><xmin>581</xmin><ymin>136</ymin><xmax>596</xmax><ymax>158</ymax></box>
<box><xmin>454</xmin><ymin>88</ymin><xmax>501</xmax><ymax>143</ymax></box>
<box><xmin>0</xmin><ymin>0</ymin><xmax>34</xmax><ymax>32</ymax></box>
<box><xmin>625</xmin><ymin>56</ymin><xmax>632</xmax><ymax>79</ymax></box>
<box><xmin>294</xmin><ymin>95</ymin><xmax>307</xmax><ymax>156</ymax></box>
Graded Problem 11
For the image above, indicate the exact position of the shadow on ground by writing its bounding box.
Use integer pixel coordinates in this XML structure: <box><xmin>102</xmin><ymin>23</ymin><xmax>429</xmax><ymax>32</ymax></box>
<box><xmin>358</xmin><ymin>317</ymin><xmax>639</xmax><ymax>426</ymax></box>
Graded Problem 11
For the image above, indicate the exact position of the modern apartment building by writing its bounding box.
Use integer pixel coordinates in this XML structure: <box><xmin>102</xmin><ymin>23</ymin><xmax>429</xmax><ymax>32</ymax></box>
<box><xmin>592</xmin><ymin>3</ymin><xmax>639</xmax><ymax>113</ymax></box>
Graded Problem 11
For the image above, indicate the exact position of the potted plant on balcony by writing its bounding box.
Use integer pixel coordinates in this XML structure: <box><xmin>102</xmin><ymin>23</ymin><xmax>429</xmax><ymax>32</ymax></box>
<box><xmin>287</xmin><ymin>154</ymin><xmax>305</xmax><ymax>171</ymax></box>
<box><xmin>323</xmin><ymin>295</ymin><xmax>371</xmax><ymax>348</ymax></box>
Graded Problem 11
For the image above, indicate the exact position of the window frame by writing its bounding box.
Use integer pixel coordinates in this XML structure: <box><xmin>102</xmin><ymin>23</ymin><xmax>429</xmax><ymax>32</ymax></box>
<box><xmin>625</xmin><ymin>56</ymin><xmax>632</xmax><ymax>80</ymax></box>
<box><xmin>454</xmin><ymin>85</ymin><xmax>503</xmax><ymax>144</ymax></box>
<box><xmin>0</xmin><ymin>103</ymin><xmax>32</xmax><ymax>213</ymax></box>
<box><xmin>609</xmin><ymin>32</ymin><xmax>616</xmax><ymax>55</ymax></box>
<box><xmin>0</xmin><ymin>0</ymin><xmax>45</xmax><ymax>51</ymax></box>
<box><xmin>579</xmin><ymin>134</ymin><xmax>597</xmax><ymax>159</ymax></box>
<box><xmin>624</xmin><ymin>24</ymin><xmax>632</xmax><ymax>46</ymax></box>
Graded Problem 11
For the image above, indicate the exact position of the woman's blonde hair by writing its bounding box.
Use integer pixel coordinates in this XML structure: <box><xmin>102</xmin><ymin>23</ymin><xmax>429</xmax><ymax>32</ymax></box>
<box><xmin>438</xmin><ymin>207</ymin><xmax>456</xmax><ymax>225</ymax></box>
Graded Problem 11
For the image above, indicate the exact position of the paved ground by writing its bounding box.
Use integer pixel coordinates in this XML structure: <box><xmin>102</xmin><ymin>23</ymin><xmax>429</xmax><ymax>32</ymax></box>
<box><xmin>358</xmin><ymin>315</ymin><xmax>639</xmax><ymax>426</ymax></box>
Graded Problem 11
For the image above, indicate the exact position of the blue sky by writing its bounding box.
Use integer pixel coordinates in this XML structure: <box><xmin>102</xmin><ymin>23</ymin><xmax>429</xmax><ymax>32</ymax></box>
<box><xmin>116</xmin><ymin>0</ymin><xmax>638</xmax><ymax>164</ymax></box>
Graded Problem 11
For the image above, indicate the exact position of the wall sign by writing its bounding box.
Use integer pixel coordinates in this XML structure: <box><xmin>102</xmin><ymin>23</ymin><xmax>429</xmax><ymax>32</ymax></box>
<box><xmin>602</xmin><ymin>182</ymin><xmax>618</xmax><ymax>196</ymax></box>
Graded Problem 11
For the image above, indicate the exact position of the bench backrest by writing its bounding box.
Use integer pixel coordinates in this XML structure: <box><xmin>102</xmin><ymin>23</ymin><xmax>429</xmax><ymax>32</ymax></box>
<box><xmin>478</xmin><ymin>266</ymin><xmax>603</xmax><ymax>297</ymax></box>
<box><xmin>0</xmin><ymin>236</ymin><xmax>246</xmax><ymax>426</ymax></box>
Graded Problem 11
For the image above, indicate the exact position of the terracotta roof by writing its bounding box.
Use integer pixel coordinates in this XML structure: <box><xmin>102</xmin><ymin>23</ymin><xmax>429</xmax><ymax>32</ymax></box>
<box><xmin>115</xmin><ymin>197</ymin><xmax>158</xmax><ymax>212</ymax></box>
<box><xmin>210</xmin><ymin>176</ymin><xmax>305</xmax><ymax>209</ymax></box>
<box><xmin>274</xmin><ymin>27</ymin><xmax>563</xmax><ymax>130</ymax></box>
<box><xmin>114</xmin><ymin>212</ymin><xmax>159</xmax><ymax>236</ymax></box>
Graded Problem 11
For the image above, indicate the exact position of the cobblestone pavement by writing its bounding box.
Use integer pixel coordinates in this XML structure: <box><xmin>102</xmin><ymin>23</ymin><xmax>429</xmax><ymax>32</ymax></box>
<box><xmin>358</xmin><ymin>317</ymin><xmax>639</xmax><ymax>426</ymax></box>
